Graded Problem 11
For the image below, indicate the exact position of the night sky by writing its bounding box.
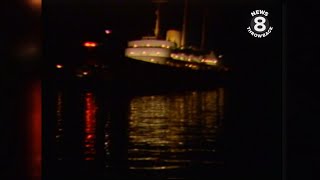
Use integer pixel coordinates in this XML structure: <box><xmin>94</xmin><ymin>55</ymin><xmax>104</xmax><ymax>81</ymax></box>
<box><xmin>45</xmin><ymin>0</ymin><xmax>283</xmax><ymax>68</ymax></box>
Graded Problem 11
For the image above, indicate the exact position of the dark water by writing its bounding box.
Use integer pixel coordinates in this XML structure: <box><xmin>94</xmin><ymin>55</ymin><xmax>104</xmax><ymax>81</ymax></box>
<box><xmin>43</xmin><ymin>84</ymin><xmax>227</xmax><ymax>179</ymax></box>
<box><xmin>42</xmin><ymin>45</ymin><xmax>283</xmax><ymax>179</ymax></box>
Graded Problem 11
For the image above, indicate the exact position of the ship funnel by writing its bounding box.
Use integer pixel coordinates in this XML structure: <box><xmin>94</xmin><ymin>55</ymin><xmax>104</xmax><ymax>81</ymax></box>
<box><xmin>166</xmin><ymin>30</ymin><xmax>181</xmax><ymax>48</ymax></box>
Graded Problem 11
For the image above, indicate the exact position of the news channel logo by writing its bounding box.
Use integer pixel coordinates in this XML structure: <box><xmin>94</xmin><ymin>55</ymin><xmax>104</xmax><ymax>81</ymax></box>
<box><xmin>247</xmin><ymin>10</ymin><xmax>273</xmax><ymax>38</ymax></box>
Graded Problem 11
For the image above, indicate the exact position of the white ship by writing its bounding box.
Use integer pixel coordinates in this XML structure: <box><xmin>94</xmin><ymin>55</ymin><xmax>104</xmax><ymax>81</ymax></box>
<box><xmin>124</xmin><ymin>0</ymin><xmax>222</xmax><ymax>71</ymax></box>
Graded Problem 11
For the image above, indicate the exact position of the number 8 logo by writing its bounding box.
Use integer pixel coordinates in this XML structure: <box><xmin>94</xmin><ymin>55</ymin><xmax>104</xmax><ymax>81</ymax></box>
<box><xmin>253</xmin><ymin>16</ymin><xmax>266</xmax><ymax>32</ymax></box>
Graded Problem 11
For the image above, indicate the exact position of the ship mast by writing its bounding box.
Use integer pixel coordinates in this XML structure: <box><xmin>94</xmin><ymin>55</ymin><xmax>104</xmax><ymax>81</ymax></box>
<box><xmin>200</xmin><ymin>7</ymin><xmax>208</xmax><ymax>49</ymax></box>
<box><xmin>154</xmin><ymin>4</ymin><xmax>160</xmax><ymax>38</ymax></box>
<box><xmin>181</xmin><ymin>0</ymin><xmax>188</xmax><ymax>47</ymax></box>
<box><xmin>153</xmin><ymin>0</ymin><xmax>167</xmax><ymax>39</ymax></box>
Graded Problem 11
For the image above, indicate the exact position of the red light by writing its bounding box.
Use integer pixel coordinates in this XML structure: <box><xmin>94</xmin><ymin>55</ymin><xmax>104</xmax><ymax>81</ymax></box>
<box><xmin>84</xmin><ymin>93</ymin><xmax>97</xmax><ymax>160</ymax></box>
<box><xmin>84</xmin><ymin>42</ymin><xmax>97</xmax><ymax>48</ymax></box>
<box><xmin>28</xmin><ymin>81</ymin><xmax>42</xmax><ymax>177</ymax></box>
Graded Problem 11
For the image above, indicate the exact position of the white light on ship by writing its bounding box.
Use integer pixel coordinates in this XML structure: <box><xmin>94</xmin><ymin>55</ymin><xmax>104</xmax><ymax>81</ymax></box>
<box><xmin>133</xmin><ymin>44</ymin><xmax>138</xmax><ymax>47</ymax></box>
<box><xmin>161</xmin><ymin>44</ymin><xmax>166</xmax><ymax>47</ymax></box>
<box><xmin>130</xmin><ymin>52</ymin><xmax>135</xmax><ymax>55</ymax></box>
<box><xmin>105</xmin><ymin>29</ymin><xmax>112</xmax><ymax>34</ymax></box>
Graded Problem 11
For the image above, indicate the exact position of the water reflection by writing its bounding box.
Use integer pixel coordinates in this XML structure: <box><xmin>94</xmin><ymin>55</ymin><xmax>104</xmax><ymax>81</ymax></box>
<box><xmin>29</xmin><ymin>81</ymin><xmax>41</xmax><ymax>179</ymax></box>
<box><xmin>104</xmin><ymin>120</ymin><xmax>111</xmax><ymax>168</ymax></box>
<box><xmin>55</xmin><ymin>92</ymin><xmax>64</xmax><ymax>160</ymax></box>
<box><xmin>84</xmin><ymin>93</ymin><xmax>97</xmax><ymax>160</ymax></box>
<box><xmin>51</xmin><ymin>87</ymin><xmax>225</xmax><ymax>179</ymax></box>
<box><xmin>128</xmin><ymin>88</ymin><xmax>224</xmax><ymax>172</ymax></box>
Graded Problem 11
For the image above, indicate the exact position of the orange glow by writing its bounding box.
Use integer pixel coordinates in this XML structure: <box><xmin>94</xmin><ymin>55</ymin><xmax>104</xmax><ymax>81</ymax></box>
<box><xmin>84</xmin><ymin>93</ymin><xmax>97</xmax><ymax>160</ymax></box>
<box><xmin>29</xmin><ymin>0</ymin><xmax>41</xmax><ymax>7</ymax></box>
<box><xmin>83</xmin><ymin>42</ymin><xmax>97</xmax><ymax>48</ymax></box>
<box><xmin>56</xmin><ymin>64</ymin><xmax>63</xmax><ymax>69</ymax></box>
<box><xmin>27</xmin><ymin>0</ymin><xmax>41</xmax><ymax>12</ymax></box>
<box><xmin>27</xmin><ymin>80</ymin><xmax>41</xmax><ymax>178</ymax></box>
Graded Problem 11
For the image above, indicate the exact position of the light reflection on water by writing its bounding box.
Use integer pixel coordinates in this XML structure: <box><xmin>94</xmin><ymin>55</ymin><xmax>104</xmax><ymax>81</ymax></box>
<box><xmin>83</xmin><ymin>93</ymin><xmax>97</xmax><ymax>160</ymax></box>
<box><xmin>104</xmin><ymin>120</ymin><xmax>111</xmax><ymax>168</ymax></box>
<box><xmin>55</xmin><ymin>92</ymin><xmax>63</xmax><ymax>160</ymax></box>
<box><xmin>52</xmin><ymin>87</ymin><xmax>225</xmax><ymax>178</ymax></box>
<box><xmin>128</xmin><ymin>88</ymin><xmax>224</xmax><ymax>171</ymax></box>
<box><xmin>54</xmin><ymin>92</ymin><xmax>98</xmax><ymax>161</ymax></box>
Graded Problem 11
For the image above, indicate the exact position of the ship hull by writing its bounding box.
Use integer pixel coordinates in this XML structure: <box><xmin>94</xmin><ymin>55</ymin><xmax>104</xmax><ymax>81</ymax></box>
<box><xmin>110</xmin><ymin>57</ymin><xmax>227</xmax><ymax>92</ymax></box>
